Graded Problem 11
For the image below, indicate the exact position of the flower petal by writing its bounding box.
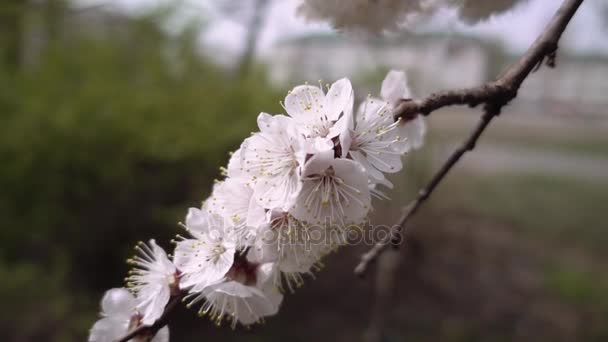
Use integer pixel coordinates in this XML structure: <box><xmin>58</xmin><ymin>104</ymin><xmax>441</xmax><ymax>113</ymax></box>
<box><xmin>330</xmin><ymin>158</ymin><xmax>372</xmax><ymax>224</ymax></box>
<box><xmin>257</xmin><ymin>113</ymin><xmax>295</xmax><ymax>135</ymax></box>
<box><xmin>325</xmin><ymin>77</ymin><xmax>353</xmax><ymax>120</ymax></box>
<box><xmin>174</xmin><ymin>238</ymin><xmax>235</xmax><ymax>291</ymax></box>
<box><xmin>300</xmin><ymin>148</ymin><xmax>334</xmax><ymax>177</ymax></box>
<box><xmin>88</xmin><ymin>317</ymin><xmax>128</xmax><ymax>342</ymax></box>
<box><xmin>211</xmin><ymin>178</ymin><xmax>254</xmax><ymax>227</ymax></box>
<box><xmin>381</xmin><ymin>70</ymin><xmax>411</xmax><ymax>106</ymax></box>
<box><xmin>184</xmin><ymin>208</ymin><xmax>211</xmax><ymax>236</ymax></box>
<box><xmin>329</xmin><ymin>109</ymin><xmax>353</xmax><ymax>158</ymax></box>
<box><xmin>100</xmin><ymin>288</ymin><xmax>135</xmax><ymax>318</ymax></box>
<box><xmin>254</xmin><ymin>169</ymin><xmax>301</xmax><ymax>211</ymax></box>
<box><xmin>226</xmin><ymin>148</ymin><xmax>247</xmax><ymax>181</ymax></box>
<box><xmin>350</xmin><ymin>150</ymin><xmax>385</xmax><ymax>182</ymax></box>
<box><xmin>394</xmin><ymin>114</ymin><xmax>427</xmax><ymax>153</ymax></box>
<box><xmin>284</xmin><ymin>85</ymin><xmax>325</xmax><ymax>124</ymax></box>
<box><xmin>245</xmin><ymin>196</ymin><xmax>268</xmax><ymax>233</ymax></box>
<box><xmin>139</xmin><ymin>284</ymin><xmax>170</xmax><ymax>326</ymax></box>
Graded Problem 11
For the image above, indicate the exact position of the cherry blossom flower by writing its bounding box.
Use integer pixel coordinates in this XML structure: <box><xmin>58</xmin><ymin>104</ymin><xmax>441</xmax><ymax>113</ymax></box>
<box><xmin>380</xmin><ymin>70</ymin><xmax>427</xmax><ymax>153</ymax></box>
<box><xmin>185</xmin><ymin>257</ymin><xmax>283</xmax><ymax>328</ymax></box>
<box><xmin>297</xmin><ymin>0</ymin><xmax>524</xmax><ymax>32</ymax></box>
<box><xmin>283</xmin><ymin>78</ymin><xmax>353</xmax><ymax>139</ymax></box>
<box><xmin>89</xmin><ymin>288</ymin><xmax>169</xmax><ymax>342</ymax></box>
<box><xmin>290</xmin><ymin>150</ymin><xmax>371</xmax><ymax>227</ymax></box>
<box><xmin>240</xmin><ymin>113</ymin><xmax>307</xmax><ymax>211</ymax></box>
<box><xmin>224</xmin><ymin>148</ymin><xmax>246</xmax><ymax>181</ymax></box>
<box><xmin>297</xmin><ymin>0</ymin><xmax>430</xmax><ymax>33</ymax></box>
<box><xmin>246</xmin><ymin>210</ymin><xmax>330</xmax><ymax>291</ymax></box>
<box><xmin>126</xmin><ymin>240</ymin><xmax>178</xmax><ymax>326</ymax></box>
<box><xmin>337</xmin><ymin>96</ymin><xmax>404</xmax><ymax>187</ymax></box>
<box><xmin>174</xmin><ymin>208</ymin><xmax>237</xmax><ymax>292</ymax></box>
<box><xmin>457</xmin><ymin>0</ymin><xmax>527</xmax><ymax>23</ymax></box>
<box><xmin>204</xmin><ymin>178</ymin><xmax>265</xmax><ymax>244</ymax></box>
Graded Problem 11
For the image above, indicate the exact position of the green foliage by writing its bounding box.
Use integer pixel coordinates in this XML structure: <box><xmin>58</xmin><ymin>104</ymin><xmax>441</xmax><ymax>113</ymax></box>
<box><xmin>544</xmin><ymin>265</ymin><xmax>608</xmax><ymax>308</ymax></box>
<box><xmin>0</xmin><ymin>11</ymin><xmax>281</xmax><ymax>341</ymax></box>
<box><xmin>0</xmin><ymin>260</ymin><xmax>95</xmax><ymax>340</ymax></box>
<box><xmin>543</xmin><ymin>264</ymin><xmax>608</xmax><ymax>340</ymax></box>
<box><xmin>435</xmin><ymin>173</ymin><xmax>608</xmax><ymax>257</ymax></box>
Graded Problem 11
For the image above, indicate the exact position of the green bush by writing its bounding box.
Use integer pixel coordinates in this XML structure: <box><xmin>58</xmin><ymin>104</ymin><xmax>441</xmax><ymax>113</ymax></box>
<box><xmin>0</xmin><ymin>14</ymin><xmax>281</xmax><ymax>340</ymax></box>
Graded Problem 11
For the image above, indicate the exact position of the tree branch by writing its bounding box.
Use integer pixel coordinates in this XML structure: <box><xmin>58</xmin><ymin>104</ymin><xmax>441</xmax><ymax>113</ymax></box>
<box><xmin>354</xmin><ymin>0</ymin><xmax>584</xmax><ymax>277</ymax></box>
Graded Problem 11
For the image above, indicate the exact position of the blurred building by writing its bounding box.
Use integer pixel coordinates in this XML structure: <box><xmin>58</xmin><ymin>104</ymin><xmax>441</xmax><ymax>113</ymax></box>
<box><xmin>517</xmin><ymin>53</ymin><xmax>608</xmax><ymax>116</ymax></box>
<box><xmin>267</xmin><ymin>32</ymin><xmax>608</xmax><ymax>116</ymax></box>
<box><xmin>267</xmin><ymin>32</ymin><xmax>491</xmax><ymax>97</ymax></box>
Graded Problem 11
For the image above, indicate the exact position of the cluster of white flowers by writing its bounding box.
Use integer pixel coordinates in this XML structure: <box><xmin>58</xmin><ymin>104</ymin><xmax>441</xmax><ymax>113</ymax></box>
<box><xmin>455</xmin><ymin>0</ymin><xmax>527</xmax><ymax>23</ymax></box>
<box><xmin>89</xmin><ymin>70</ymin><xmax>426</xmax><ymax>341</ymax></box>
<box><xmin>297</xmin><ymin>0</ymin><xmax>526</xmax><ymax>32</ymax></box>
<box><xmin>89</xmin><ymin>287</ymin><xmax>170</xmax><ymax>342</ymax></box>
<box><xmin>297</xmin><ymin>0</ymin><xmax>432</xmax><ymax>33</ymax></box>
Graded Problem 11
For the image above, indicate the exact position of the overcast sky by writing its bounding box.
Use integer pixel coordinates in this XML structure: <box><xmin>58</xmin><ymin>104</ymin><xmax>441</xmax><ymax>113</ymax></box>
<box><xmin>76</xmin><ymin>0</ymin><xmax>608</xmax><ymax>57</ymax></box>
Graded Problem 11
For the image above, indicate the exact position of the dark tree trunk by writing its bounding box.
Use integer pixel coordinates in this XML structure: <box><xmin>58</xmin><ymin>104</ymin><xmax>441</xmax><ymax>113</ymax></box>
<box><xmin>237</xmin><ymin>0</ymin><xmax>270</xmax><ymax>76</ymax></box>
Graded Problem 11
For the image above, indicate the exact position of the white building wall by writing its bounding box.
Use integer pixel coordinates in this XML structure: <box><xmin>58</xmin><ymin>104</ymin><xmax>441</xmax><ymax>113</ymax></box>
<box><xmin>267</xmin><ymin>34</ymin><xmax>608</xmax><ymax>115</ymax></box>
<box><xmin>267</xmin><ymin>36</ymin><xmax>488</xmax><ymax>97</ymax></box>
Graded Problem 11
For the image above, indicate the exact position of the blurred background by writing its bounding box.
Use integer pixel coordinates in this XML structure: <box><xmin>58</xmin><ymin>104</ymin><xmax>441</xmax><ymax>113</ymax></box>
<box><xmin>1</xmin><ymin>0</ymin><xmax>607</xmax><ymax>341</ymax></box>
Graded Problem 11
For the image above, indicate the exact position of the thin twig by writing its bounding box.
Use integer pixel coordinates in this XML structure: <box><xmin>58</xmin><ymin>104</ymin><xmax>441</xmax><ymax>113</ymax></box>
<box><xmin>115</xmin><ymin>291</ymin><xmax>185</xmax><ymax>342</ymax></box>
<box><xmin>355</xmin><ymin>0</ymin><xmax>584</xmax><ymax>277</ymax></box>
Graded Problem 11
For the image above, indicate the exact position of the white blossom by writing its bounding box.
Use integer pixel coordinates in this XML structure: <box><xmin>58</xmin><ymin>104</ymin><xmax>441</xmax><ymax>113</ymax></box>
<box><xmin>297</xmin><ymin>0</ymin><xmax>524</xmax><ymax>32</ymax></box>
<box><xmin>185</xmin><ymin>259</ymin><xmax>283</xmax><ymax>328</ymax></box>
<box><xmin>89</xmin><ymin>288</ymin><xmax>169</xmax><ymax>342</ymax></box>
<box><xmin>290</xmin><ymin>150</ymin><xmax>371</xmax><ymax>227</ymax></box>
<box><xmin>240</xmin><ymin>113</ymin><xmax>307</xmax><ymax>211</ymax></box>
<box><xmin>380</xmin><ymin>70</ymin><xmax>427</xmax><ymax>153</ymax></box>
<box><xmin>204</xmin><ymin>178</ymin><xmax>265</xmax><ymax>243</ymax></box>
<box><xmin>337</xmin><ymin>96</ymin><xmax>404</xmax><ymax>187</ymax></box>
<box><xmin>126</xmin><ymin>240</ymin><xmax>177</xmax><ymax>326</ymax></box>
<box><xmin>174</xmin><ymin>208</ymin><xmax>237</xmax><ymax>292</ymax></box>
<box><xmin>297</xmin><ymin>0</ymin><xmax>431</xmax><ymax>33</ymax></box>
<box><xmin>224</xmin><ymin>148</ymin><xmax>246</xmax><ymax>180</ymax></box>
<box><xmin>246</xmin><ymin>210</ymin><xmax>336</xmax><ymax>291</ymax></box>
<box><xmin>283</xmin><ymin>78</ymin><xmax>353</xmax><ymax>139</ymax></box>
<box><xmin>453</xmin><ymin>0</ymin><xmax>527</xmax><ymax>23</ymax></box>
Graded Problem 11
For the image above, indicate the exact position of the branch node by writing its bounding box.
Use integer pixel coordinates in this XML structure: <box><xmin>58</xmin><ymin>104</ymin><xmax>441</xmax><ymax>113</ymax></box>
<box><xmin>533</xmin><ymin>57</ymin><xmax>545</xmax><ymax>72</ymax></box>
<box><xmin>546</xmin><ymin>50</ymin><xmax>557</xmax><ymax>68</ymax></box>
<box><xmin>418</xmin><ymin>189</ymin><xmax>429</xmax><ymax>200</ymax></box>
<box><xmin>390</xmin><ymin>232</ymin><xmax>403</xmax><ymax>246</ymax></box>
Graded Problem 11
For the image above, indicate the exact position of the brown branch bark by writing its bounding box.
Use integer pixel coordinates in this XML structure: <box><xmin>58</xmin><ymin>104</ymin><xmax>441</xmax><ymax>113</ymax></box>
<box><xmin>354</xmin><ymin>0</ymin><xmax>585</xmax><ymax>277</ymax></box>
<box><xmin>115</xmin><ymin>291</ymin><xmax>185</xmax><ymax>342</ymax></box>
